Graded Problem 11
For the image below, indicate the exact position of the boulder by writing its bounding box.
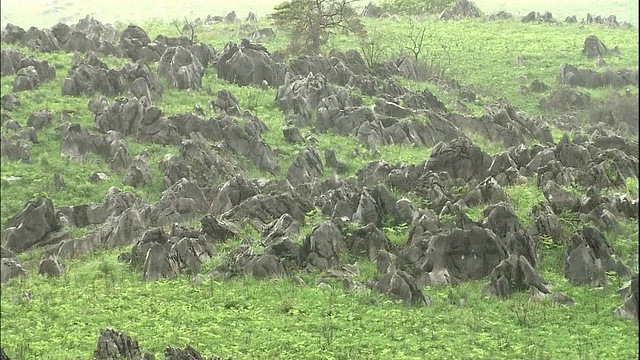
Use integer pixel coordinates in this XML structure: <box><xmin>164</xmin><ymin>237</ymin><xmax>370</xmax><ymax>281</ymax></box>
<box><xmin>582</xmin><ymin>35</ymin><xmax>607</xmax><ymax>58</ymax></box>
<box><xmin>119</xmin><ymin>25</ymin><xmax>151</xmax><ymax>61</ymax></box>
<box><xmin>425</xmin><ymin>137</ymin><xmax>492</xmax><ymax>182</ymax></box>
<box><xmin>375</xmin><ymin>270</ymin><xmax>430</xmax><ymax>306</ymax></box>
<box><xmin>1</xmin><ymin>196</ymin><xmax>65</xmax><ymax>252</ymax></box>
<box><xmin>164</xmin><ymin>344</ymin><xmax>202</xmax><ymax>360</ymax></box>
<box><xmin>566</xmin><ymin>226</ymin><xmax>629</xmax><ymax>282</ymax></box>
<box><xmin>209</xmin><ymin>175</ymin><xmax>259</xmax><ymax>216</ymax></box>
<box><xmin>94</xmin><ymin>327</ymin><xmax>153</xmax><ymax>360</ymax></box>
<box><xmin>62</xmin><ymin>52</ymin><xmax>125</xmax><ymax>97</ymax></box>
<box><xmin>541</xmin><ymin>180</ymin><xmax>581</xmax><ymax>214</ymax></box>
<box><xmin>222</xmin><ymin>192</ymin><xmax>306</xmax><ymax>229</ymax></box>
<box><xmin>439</xmin><ymin>0</ymin><xmax>482</xmax><ymax>20</ymax></box>
<box><xmin>151</xmin><ymin>179</ymin><xmax>207</xmax><ymax>226</ymax></box>
<box><xmin>217</xmin><ymin>41</ymin><xmax>286</xmax><ymax>87</ymax></box>
<box><xmin>1</xmin><ymin>258</ymin><xmax>27</xmax><ymax>286</ymax></box>
<box><xmin>1</xmin><ymin>93</ymin><xmax>20</xmax><ymax>111</ymax></box>
<box><xmin>245</xmin><ymin>254</ymin><xmax>286</xmax><ymax>278</ymax></box>
<box><xmin>401</xmin><ymin>224</ymin><xmax>508</xmax><ymax>284</ymax></box>
<box><xmin>286</xmin><ymin>147</ymin><xmax>324</xmax><ymax>185</ymax></box>
<box><xmin>123</xmin><ymin>153</ymin><xmax>153</xmax><ymax>187</ymax></box>
<box><xmin>38</xmin><ymin>255</ymin><xmax>64</xmax><ymax>277</ymax></box>
<box><xmin>0</xmin><ymin>133</ymin><xmax>31</xmax><ymax>162</ymax></box>
<box><xmin>302</xmin><ymin>222</ymin><xmax>344</xmax><ymax>270</ymax></box>
<box><xmin>0</xmin><ymin>48</ymin><xmax>22</xmax><ymax>76</ymax></box>
<box><xmin>141</xmin><ymin>242</ymin><xmax>180</xmax><ymax>280</ymax></box>
<box><xmin>12</xmin><ymin>66</ymin><xmax>39</xmax><ymax>92</ymax></box>
<box><xmin>101</xmin><ymin>208</ymin><xmax>147</xmax><ymax>248</ymax></box>
<box><xmin>488</xmin><ymin>254</ymin><xmax>549</xmax><ymax>299</ymax></box>
<box><xmin>345</xmin><ymin>223</ymin><xmax>393</xmax><ymax>260</ymax></box>
<box><xmin>277</xmin><ymin>72</ymin><xmax>351</xmax><ymax>126</ymax></box>
<box><xmin>19</xmin><ymin>26</ymin><xmax>61</xmax><ymax>52</ymax></box>
<box><xmin>564</xmin><ymin>243</ymin><xmax>606</xmax><ymax>286</ymax></box>
<box><xmin>613</xmin><ymin>273</ymin><xmax>638</xmax><ymax>320</ymax></box>
<box><xmin>157</xmin><ymin>46</ymin><xmax>205</xmax><ymax>90</ymax></box>
<box><xmin>56</xmin><ymin>186</ymin><xmax>144</xmax><ymax>228</ymax></box>
<box><xmin>212</xmin><ymin>89</ymin><xmax>241</xmax><ymax>116</ymax></box>
<box><xmin>261</xmin><ymin>213</ymin><xmax>300</xmax><ymax>247</ymax></box>
<box><xmin>201</xmin><ymin>214</ymin><xmax>240</xmax><ymax>243</ymax></box>
<box><xmin>558</xmin><ymin>63</ymin><xmax>637</xmax><ymax>89</ymax></box>
<box><xmin>51</xmin><ymin>22</ymin><xmax>98</xmax><ymax>53</ymax></box>
<box><xmin>223</xmin><ymin>121</ymin><xmax>280</xmax><ymax>174</ymax></box>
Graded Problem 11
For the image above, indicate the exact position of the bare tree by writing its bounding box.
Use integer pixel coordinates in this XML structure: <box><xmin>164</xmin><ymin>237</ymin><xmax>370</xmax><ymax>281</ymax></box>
<box><xmin>171</xmin><ymin>17</ymin><xmax>200</xmax><ymax>43</ymax></box>
<box><xmin>357</xmin><ymin>27</ymin><xmax>391</xmax><ymax>68</ymax></box>
<box><xmin>270</xmin><ymin>0</ymin><xmax>364</xmax><ymax>55</ymax></box>
<box><xmin>404</xmin><ymin>20</ymin><xmax>426</xmax><ymax>61</ymax></box>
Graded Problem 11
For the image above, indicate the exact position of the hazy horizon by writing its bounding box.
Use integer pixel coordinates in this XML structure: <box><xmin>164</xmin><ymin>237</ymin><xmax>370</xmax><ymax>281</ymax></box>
<box><xmin>1</xmin><ymin>0</ymin><xmax>637</xmax><ymax>29</ymax></box>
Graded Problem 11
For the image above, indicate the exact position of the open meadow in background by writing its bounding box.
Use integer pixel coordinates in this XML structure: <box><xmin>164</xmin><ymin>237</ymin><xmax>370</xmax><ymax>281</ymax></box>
<box><xmin>0</xmin><ymin>0</ymin><xmax>638</xmax><ymax>358</ymax></box>
<box><xmin>1</xmin><ymin>0</ymin><xmax>638</xmax><ymax>28</ymax></box>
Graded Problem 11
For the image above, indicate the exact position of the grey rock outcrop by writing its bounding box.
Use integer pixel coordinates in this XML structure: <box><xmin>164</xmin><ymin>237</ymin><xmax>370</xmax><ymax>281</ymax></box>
<box><xmin>286</xmin><ymin>147</ymin><xmax>324</xmax><ymax>185</ymax></box>
<box><xmin>38</xmin><ymin>255</ymin><xmax>65</xmax><ymax>277</ymax></box>
<box><xmin>425</xmin><ymin>137</ymin><xmax>492</xmax><ymax>182</ymax></box>
<box><xmin>1</xmin><ymin>258</ymin><xmax>27</xmax><ymax>286</ymax></box>
<box><xmin>158</xmin><ymin>46</ymin><xmax>205</xmax><ymax>90</ymax></box>
<box><xmin>375</xmin><ymin>270</ymin><xmax>430</xmax><ymax>306</ymax></box>
<box><xmin>1</xmin><ymin>133</ymin><xmax>31</xmax><ymax>162</ymax></box>
<box><xmin>439</xmin><ymin>0</ymin><xmax>482</xmax><ymax>20</ymax></box>
<box><xmin>217</xmin><ymin>41</ymin><xmax>286</xmax><ymax>87</ymax></box>
<box><xmin>94</xmin><ymin>327</ymin><xmax>154</xmax><ymax>360</ymax></box>
<box><xmin>488</xmin><ymin>254</ymin><xmax>549</xmax><ymax>299</ymax></box>
<box><xmin>302</xmin><ymin>221</ymin><xmax>345</xmax><ymax>270</ymax></box>
<box><xmin>564</xmin><ymin>226</ymin><xmax>628</xmax><ymax>286</ymax></box>
<box><xmin>124</xmin><ymin>153</ymin><xmax>153</xmax><ymax>187</ymax></box>
<box><xmin>1</xmin><ymin>197</ymin><xmax>67</xmax><ymax>253</ymax></box>
<box><xmin>345</xmin><ymin>223</ymin><xmax>393</xmax><ymax>260</ymax></box>
<box><xmin>582</xmin><ymin>35</ymin><xmax>607</xmax><ymax>58</ymax></box>
<box><xmin>261</xmin><ymin>213</ymin><xmax>300</xmax><ymax>247</ymax></box>
<box><xmin>613</xmin><ymin>273</ymin><xmax>638</xmax><ymax>321</ymax></box>
<box><xmin>401</xmin><ymin>221</ymin><xmax>509</xmax><ymax>285</ymax></box>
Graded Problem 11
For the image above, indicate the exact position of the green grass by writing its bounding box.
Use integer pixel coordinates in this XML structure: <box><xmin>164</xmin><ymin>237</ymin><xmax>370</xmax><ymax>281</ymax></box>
<box><xmin>0</xmin><ymin>1</ymin><xmax>638</xmax><ymax>359</ymax></box>
<box><xmin>2</xmin><ymin>245</ymin><xmax>638</xmax><ymax>359</ymax></box>
<box><xmin>472</xmin><ymin>0</ymin><xmax>638</xmax><ymax>25</ymax></box>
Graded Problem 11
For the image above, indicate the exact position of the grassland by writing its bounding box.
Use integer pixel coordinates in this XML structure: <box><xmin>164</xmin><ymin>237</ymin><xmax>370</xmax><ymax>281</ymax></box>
<box><xmin>1</xmin><ymin>0</ymin><xmax>638</xmax><ymax>29</ymax></box>
<box><xmin>0</xmin><ymin>0</ymin><xmax>638</xmax><ymax>359</ymax></box>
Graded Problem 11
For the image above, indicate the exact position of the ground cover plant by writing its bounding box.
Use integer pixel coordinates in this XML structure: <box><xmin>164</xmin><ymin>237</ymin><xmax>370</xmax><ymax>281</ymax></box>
<box><xmin>0</xmin><ymin>0</ymin><xmax>638</xmax><ymax>359</ymax></box>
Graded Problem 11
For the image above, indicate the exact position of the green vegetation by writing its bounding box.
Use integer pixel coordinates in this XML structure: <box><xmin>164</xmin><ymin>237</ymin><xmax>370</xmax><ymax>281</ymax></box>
<box><xmin>270</xmin><ymin>0</ymin><xmax>365</xmax><ymax>55</ymax></box>
<box><xmin>3</xmin><ymin>245</ymin><xmax>637</xmax><ymax>359</ymax></box>
<box><xmin>1</xmin><ymin>1</ymin><xmax>638</xmax><ymax>359</ymax></box>
<box><xmin>380</xmin><ymin>0</ymin><xmax>455</xmax><ymax>16</ymax></box>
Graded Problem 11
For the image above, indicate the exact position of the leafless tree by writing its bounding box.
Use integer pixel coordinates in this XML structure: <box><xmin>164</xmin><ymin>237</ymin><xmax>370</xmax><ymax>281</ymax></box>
<box><xmin>357</xmin><ymin>27</ymin><xmax>391</xmax><ymax>68</ymax></box>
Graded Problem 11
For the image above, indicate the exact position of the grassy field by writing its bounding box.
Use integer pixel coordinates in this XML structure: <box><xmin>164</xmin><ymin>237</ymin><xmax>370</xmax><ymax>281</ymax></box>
<box><xmin>473</xmin><ymin>0</ymin><xmax>638</xmax><ymax>24</ymax></box>
<box><xmin>1</xmin><ymin>0</ymin><xmax>638</xmax><ymax>28</ymax></box>
<box><xmin>0</xmin><ymin>0</ymin><xmax>638</xmax><ymax>359</ymax></box>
